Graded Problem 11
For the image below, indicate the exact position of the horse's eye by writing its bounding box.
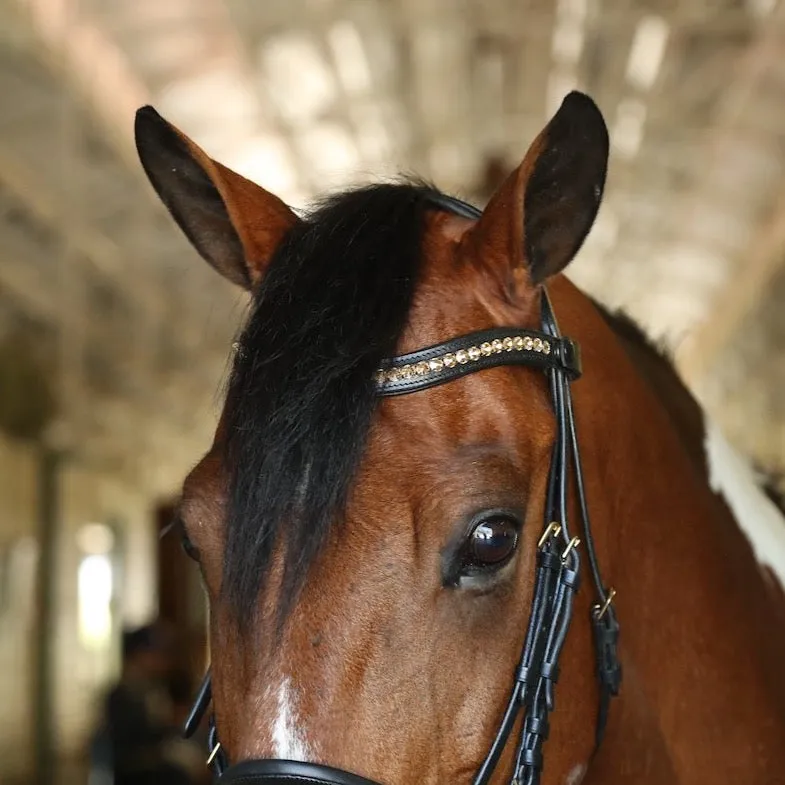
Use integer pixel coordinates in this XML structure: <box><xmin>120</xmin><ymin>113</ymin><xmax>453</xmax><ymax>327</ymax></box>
<box><xmin>176</xmin><ymin>521</ymin><xmax>200</xmax><ymax>563</ymax></box>
<box><xmin>181</xmin><ymin>532</ymin><xmax>200</xmax><ymax>562</ymax></box>
<box><xmin>466</xmin><ymin>516</ymin><xmax>519</xmax><ymax>567</ymax></box>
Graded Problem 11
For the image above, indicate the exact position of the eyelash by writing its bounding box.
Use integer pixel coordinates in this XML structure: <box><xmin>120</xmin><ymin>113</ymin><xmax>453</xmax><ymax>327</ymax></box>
<box><xmin>167</xmin><ymin>515</ymin><xmax>200</xmax><ymax>562</ymax></box>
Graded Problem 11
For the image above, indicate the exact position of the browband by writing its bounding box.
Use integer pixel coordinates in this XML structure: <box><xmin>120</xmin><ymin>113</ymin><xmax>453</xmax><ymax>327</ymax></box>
<box><xmin>376</xmin><ymin>328</ymin><xmax>582</xmax><ymax>396</ymax></box>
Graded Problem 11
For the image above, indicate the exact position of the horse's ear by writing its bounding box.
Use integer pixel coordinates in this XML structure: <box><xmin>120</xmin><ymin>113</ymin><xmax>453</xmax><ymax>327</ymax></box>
<box><xmin>134</xmin><ymin>106</ymin><xmax>299</xmax><ymax>290</ymax></box>
<box><xmin>467</xmin><ymin>91</ymin><xmax>608</xmax><ymax>289</ymax></box>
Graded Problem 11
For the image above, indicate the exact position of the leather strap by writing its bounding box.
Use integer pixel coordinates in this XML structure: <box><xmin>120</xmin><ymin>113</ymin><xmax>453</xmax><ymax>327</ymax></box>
<box><xmin>376</xmin><ymin>328</ymin><xmax>581</xmax><ymax>396</ymax></box>
<box><xmin>184</xmin><ymin>669</ymin><xmax>212</xmax><ymax>739</ymax></box>
<box><xmin>469</xmin><ymin>290</ymin><xmax>620</xmax><ymax>785</ymax></box>
<box><xmin>542</xmin><ymin>292</ymin><xmax>621</xmax><ymax>756</ymax></box>
<box><xmin>216</xmin><ymin>760</ymin><xmax>379</xmax><ymax>785</ymax></box>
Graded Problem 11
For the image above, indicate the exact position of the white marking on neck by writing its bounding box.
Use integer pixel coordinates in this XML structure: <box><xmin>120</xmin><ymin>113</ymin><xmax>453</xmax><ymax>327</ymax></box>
<box><xmin>565</xmin><ymin>762</ymin><xmax>587</xmax><ymax>785</ymax></box>
<box><xmin>271</xmin><ymin>677</ymin><xmax>312</xmax><ymax>761</ymax></box>
<box><xmin>704</xmin><ymin>419</ymin><xmax>785</xmax><ymax>588</ymax></box>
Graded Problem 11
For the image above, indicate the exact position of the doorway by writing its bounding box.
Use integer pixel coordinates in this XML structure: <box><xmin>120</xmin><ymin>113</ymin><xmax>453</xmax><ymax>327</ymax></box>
<box><xmin>155</xmin><ymin>503</ymin><xmax>208</xmax><ymax>697</ymax></box>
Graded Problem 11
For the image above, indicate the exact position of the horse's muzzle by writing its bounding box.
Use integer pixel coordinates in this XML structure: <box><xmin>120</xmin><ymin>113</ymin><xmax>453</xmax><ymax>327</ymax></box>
<box><xmin>218</xmin><ymin>759</ymin><xmax>383</xmax><ymax>785</ymax></box>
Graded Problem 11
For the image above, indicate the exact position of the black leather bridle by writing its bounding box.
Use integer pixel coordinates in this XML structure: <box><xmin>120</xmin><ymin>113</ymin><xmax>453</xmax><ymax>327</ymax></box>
<box><xmin>183</xmin><ymin>205</ymin><xmax>621</xmax><ymax>785</ymax></box>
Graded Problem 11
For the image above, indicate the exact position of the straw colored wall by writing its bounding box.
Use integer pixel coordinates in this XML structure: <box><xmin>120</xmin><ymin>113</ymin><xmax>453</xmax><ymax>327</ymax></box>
<box><xmin>0</xmin><ymin>433</ymin><xmax>158</xmax><ymax>781</ymax></box>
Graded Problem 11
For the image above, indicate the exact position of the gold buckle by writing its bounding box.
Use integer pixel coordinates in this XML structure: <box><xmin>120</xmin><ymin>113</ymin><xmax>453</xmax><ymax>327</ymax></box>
<box><xmin>561</xmin><ymin>536</ymin><xmax>580</xmax><ymax>561</ymax></box>
<box><xmin>537</xmin><ymin>521</ymin><xmax>562</xmax><ymax>549</ymax></box>
<box><xmin>207</xmin><ymin>742</ymin><xmax>222</xmax><ymax>767</ymax></box>
<box><xmin>595</xmin><ymin>587</ymin><xmax>617</xmax><ymax>620</ymax></box>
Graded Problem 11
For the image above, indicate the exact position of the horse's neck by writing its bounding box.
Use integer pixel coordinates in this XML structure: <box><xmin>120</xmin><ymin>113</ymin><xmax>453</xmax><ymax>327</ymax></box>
<box><xmin>601</xmin><ymin>304</ymin><xmax>785</xmax><ymax>594</ymax></box>
<box><xmin>562</xmin><ymin>285</ymin><xmax>785</xmax><ymax>783</ymax></box>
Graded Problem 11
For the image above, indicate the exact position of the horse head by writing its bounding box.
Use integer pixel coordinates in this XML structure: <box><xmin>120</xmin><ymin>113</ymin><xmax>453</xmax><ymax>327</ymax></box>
<box><xmin>134</xmin><ymin>90</ymin><xmax>785</xmax><ymax>785</ymax></box>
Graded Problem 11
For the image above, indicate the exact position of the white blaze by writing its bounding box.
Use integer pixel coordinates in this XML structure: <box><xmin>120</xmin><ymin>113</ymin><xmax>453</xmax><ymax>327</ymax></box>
<box><xmin>565</xmin><ymin>763</ymin><xmax>587</xmax><ymax>785</ymax></box>
<box><xmin>271</xmin><ymin>677</ymin><xmax>312</xmax><ymax>761</ymax></box>
<box><xmin>704</xmin><ymin>419</ymin><xmax>785</xmax><ymax>588</ymax></box>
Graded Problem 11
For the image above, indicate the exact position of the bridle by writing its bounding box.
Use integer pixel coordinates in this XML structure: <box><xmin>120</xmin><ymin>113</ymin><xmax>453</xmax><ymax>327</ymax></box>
<box><xmin>183</xmin><ymin>201</ymin><xmax>622</xmax><ymax>785</ymax></box>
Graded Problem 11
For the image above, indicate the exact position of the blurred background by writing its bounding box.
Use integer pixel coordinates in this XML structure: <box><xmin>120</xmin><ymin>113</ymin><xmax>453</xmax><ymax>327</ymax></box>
<box><xmin>0</xmin><ymin>0</ymin><xmax>783</xmax><ymax>783</ymax></box>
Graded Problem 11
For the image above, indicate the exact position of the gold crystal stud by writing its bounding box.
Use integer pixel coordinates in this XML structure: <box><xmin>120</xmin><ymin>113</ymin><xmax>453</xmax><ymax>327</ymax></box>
<box><xmin>533</xmin><ymin>338</ymin><xmax>543</xmax><ymax>352</ymax></box>
<box><xmin>456</xmin><ymin>349</ymin><xmax>469</xmax><ymax>364</ymax></box>
<box><xmin>388</xmin><ymin>368</ymin><xmax>401</xmax><ymax>382</ymax></box>
<box><xmin>492</xmin><ymin>339</ymin><xmax>503</xmax><ymax>353</ymax></box>
<box><xmin>523</xmin><ymin>336</ymin><xmax>534</xmax><ymax>350</ymax></box>
<box><xmin>468</xmin><ymin>346</ymin><xmax>481</xmax><ymax>361</ymax></box>
<box><xmin>415</xmin><ymin>361</ymin><xmax>429</xmax><ymax>375</ymax></box>
<box><xmin>480</xmin><ymin>342</ymin><xmax>492</xmax><ymax>356</ymax></box>
<box><xmin>429</xmin><ymin>358</ymin><xmax>444</xmax><ymax>372</ymax></box>
<box><xmin>443</xmin><ymin>353</ymin><xmax>457</xmax><ymax>367</ymax></box>
<box><xmin>543</xmin><ymin>341</ymin><xmax>551</xmax><ymax>354</ymax></box>
<box><xmin>503</xmin><ymin>337</ymin><xmax>514</xmax><ymax>351</ymax></box>
<box><xmin>513</xmin><ymin>336</ymin><xmax>524</xmax><ymax>350</ymax></box>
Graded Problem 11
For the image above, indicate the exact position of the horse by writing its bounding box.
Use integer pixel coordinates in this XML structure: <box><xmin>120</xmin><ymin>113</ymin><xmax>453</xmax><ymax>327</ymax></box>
<box><xmin>133</xmin><ymin>91</ymin><xmax>785</xmax><ymax>785</ymax></box>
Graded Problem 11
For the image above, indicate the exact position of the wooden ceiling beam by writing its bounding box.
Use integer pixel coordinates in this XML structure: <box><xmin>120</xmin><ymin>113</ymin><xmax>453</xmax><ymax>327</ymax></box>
<box><xmin>677</xmin><ymin>182</ymin><xmax>785</xmax><ymax>383</ymax></box>
<box><xmin>668</xmin><ymin>4</ymin><xmax>785</xmax><ymax>381</ymax></box>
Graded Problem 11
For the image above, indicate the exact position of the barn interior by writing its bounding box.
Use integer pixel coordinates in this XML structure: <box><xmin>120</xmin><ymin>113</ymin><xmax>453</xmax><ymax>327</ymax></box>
<box><xmin>0</xmin><ymin>0</ymin><xmax>783</xmax><ymax>782</ymax></box>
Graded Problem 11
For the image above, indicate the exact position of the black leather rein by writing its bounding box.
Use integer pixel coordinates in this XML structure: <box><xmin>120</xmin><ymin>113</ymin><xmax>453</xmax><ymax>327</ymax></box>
<box><xmin>184</xmin><ymin>288</ymin><xmax>621</xmax><ymax>785</ymax></box>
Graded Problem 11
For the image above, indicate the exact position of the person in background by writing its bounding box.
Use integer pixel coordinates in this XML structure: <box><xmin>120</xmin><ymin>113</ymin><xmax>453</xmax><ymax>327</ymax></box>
<box><xmin>101</xmin><ymin>622</ymin><xmax>194</xmax><ymax>785</ymax></box>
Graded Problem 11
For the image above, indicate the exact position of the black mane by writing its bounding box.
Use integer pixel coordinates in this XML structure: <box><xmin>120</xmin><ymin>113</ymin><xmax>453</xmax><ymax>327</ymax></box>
<box><xmin>223</xmin><ymin>182</ymin><xmax>461</xmax><ymax>626</ymax></box>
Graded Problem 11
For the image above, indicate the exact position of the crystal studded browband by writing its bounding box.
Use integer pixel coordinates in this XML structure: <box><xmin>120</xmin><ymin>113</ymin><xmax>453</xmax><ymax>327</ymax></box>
<box><xmin>375</xmin><ymin>327</ymin><xmax>582</xmax><ymax>397</ymax></box>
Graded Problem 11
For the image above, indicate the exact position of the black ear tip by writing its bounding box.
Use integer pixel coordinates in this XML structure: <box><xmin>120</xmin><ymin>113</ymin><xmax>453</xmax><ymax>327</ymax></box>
<box><xmin>134</xmin><ymin>105</ymin><xmax>166</xmax><ymax>139</ymax></box>
<box><xmin>560</xmin><ymin>91</ymin><xmax>605</xmax><ymax>122</ymax></box>
<box><xmin>552</xmin><ymin>91</ymin><xmax>608</xmax><ymax>149</ymax></box>
<box><xmin>563</xmin><ymin>89</ymin><xmax>595</xmax><ymax>104</ymax></box>
<box><xmin>133</xmin><ymin>106</ymin><xmax>186</xmax><ymax>166</ymax></box>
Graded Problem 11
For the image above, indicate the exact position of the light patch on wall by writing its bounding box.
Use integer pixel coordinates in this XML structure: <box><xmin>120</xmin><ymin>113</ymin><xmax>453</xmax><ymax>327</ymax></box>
<box><xmin>260</xmin><ymin>33</ymin><xmax>337</xmax><ymax>125</ymax></box>
<box><xmin>328</xmin><ymin>21</ymin><xmax>372</xmax><ymax>95</ymax></box>
<box><xmin>77</xmin><ymin>523</ymin><xmax>115</xmax><ymax>650</ymax></box>
<box><xmin>612</xmin><ymin>99</ymin><xmax>647</xmax><ymax>160</ymax></box>
<box><xmin>625</xmin><ymin>16</ymin><xmax>669</xmax><ymax>92</ymax></box>
<box><xmin>350</xmin><ymin>101</ymin><xmax>394</xmax><ymax>163</ymax></box>
<box><xmin>552</xmin><ymin>0</ymin><xmax>587</xmax><ymax>67</ymax></box>
<box><xmin>546</xmin><ymin>69</ymin><xmax>577</xmax><ymax>119</ymax></box>
<box><xmin>746</xmin><ymin>0</ymin><xmax>777</xmax><ymax>19</ymax></box>
<box><xmin>78</xmin><ymin>554</ymin><xmax>113</xmax><ymax>649</ymax></box>
<box><xmin>77</xmin><ymin>522</ymin><xmax>115</xmax><ymax>555</ymax></box>
<box><xmin>295</xmin><ymin>122</ymin><xmax>360</xmax><ymax>183</ymax></box>
<box><xmin>224</xmin><ymin>135</ymin><xmax>300</xmax><ymax>200</ymax></box>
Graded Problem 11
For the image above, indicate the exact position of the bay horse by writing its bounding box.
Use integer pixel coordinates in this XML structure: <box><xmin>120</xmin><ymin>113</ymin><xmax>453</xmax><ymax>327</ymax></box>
<box><xmin>134</xmin><ymin>91</ymin><xmax>785</xmax><ymax>784</ymax></box>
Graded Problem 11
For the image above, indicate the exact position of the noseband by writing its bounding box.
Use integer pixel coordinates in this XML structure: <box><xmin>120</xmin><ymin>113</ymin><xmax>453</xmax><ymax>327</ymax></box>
<box><xmin>184</xmin><ymin>206</ymin><xmax>621</xmax><ymax>785</ymax></box>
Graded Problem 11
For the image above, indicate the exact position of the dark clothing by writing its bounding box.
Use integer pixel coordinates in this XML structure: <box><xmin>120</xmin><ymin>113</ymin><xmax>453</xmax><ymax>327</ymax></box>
<box><xmin>104</xmin><ymin>679</ymin><xmax>189</xmax><ymax>785</ymax></box>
